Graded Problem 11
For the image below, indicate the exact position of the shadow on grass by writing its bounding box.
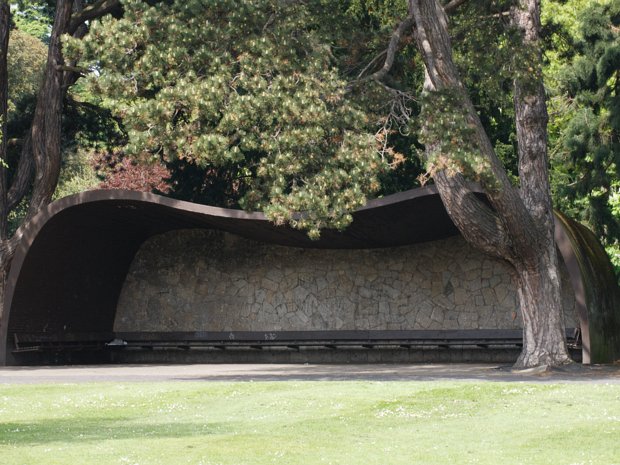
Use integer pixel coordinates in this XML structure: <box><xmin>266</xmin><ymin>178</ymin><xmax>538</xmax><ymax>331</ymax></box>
<box><xmin>0</xmin><ymin>417</ymin><xmax>228</xmax><ymax>445</ymax></box>
<box><xmin>167</xmin><ymin>361</ymin><xmax>620</xmax><ymax>383</ymax></box>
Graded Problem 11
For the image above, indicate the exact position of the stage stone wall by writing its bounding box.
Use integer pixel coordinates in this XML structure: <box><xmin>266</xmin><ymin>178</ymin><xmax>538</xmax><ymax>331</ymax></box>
<box><xmin>114</xmin><ymin>229</ymin><xmax>577</xmax><ymax>332</ymax></box>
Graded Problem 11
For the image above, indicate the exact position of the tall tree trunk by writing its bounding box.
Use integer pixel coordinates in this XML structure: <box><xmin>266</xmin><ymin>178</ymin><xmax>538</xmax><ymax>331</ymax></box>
<box><xmin>0</xmin><ymin>0</ymin><xmax>75</xmax><ymax>329</ymax></box>
<box><xmin>6</xmin><ymin>0</ymin><xmax>89</xmax><ymax>215</ymax></box>
<box><xmin>0</xmin><ymin>0</ymin><xmax>9</xmax><ymax>241</ymax></box>
<box><xmin>509</xmin><ymin>0</ymin><xmax>570</xmax><ymax>368</ymax></box>
<box><xmin>410</xmin><ymin>0</ymin><xmax>571</xmax><ymax>367</ymax></box>
<box><xmin>0</xmin><ymin>0</ymin><xmax>10</xmax><ymax>335</ymax></box>
<box><xmin>28</xmin><ymin>0</ymin><xmax>73</xmax><ymax>216</ymax></box>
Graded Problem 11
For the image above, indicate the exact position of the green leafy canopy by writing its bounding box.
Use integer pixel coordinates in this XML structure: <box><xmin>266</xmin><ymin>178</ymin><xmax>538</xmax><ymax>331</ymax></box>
<box><xmin>68</xmin><ymin>0</ymin><xmax>385</xmax><ymax>237</ymax></box>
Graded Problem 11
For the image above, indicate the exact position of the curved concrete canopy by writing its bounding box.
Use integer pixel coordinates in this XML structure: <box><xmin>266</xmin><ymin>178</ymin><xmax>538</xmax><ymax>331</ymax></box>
<box><xmin>1</xmin><ymin>186</ymin><xmax>618</xmax><ymax>365</ymax></box>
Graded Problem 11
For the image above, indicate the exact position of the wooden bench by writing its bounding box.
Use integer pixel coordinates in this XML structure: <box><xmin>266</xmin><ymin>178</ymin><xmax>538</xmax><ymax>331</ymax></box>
<box><xmin>13</xmin><ymin>328</ymin><xmax>581</xmax><ymax>353</ymax></box>
<box><xmin>112</xmin><ymin>328</ymin><xmax>581</xmax><ymax>351</ymax></box>
<box><xmin>12</xmin><ymin>332</ymin><xmax>115</xmax><ymax>353</ymax></box>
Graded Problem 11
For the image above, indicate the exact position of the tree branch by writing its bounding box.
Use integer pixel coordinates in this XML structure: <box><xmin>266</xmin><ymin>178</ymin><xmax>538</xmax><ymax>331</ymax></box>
<box><xmin>356</xmin><ymin>49</ymin><xmax>387</xmax><ymax>80</ymax></box>
<box><xmin>443</xmin><ymin>0</ymin><xmax>469</xmax><ymax>14</ymax></box>
<box><xmin>56</xmin><ymin>64</ymin><xmax>90</xmax><ymax>75</ymax></box>
<box><xmin>68</xmin><ymin>0</ymin><xmax>120</xmax><ymax>35</ymax></box>
<box><xmin>361</xmin><ymin>10</ymin><xmax>415</xmax><ymax>83</ymax></box>
<box><xmin>348</xmin><ymin>5</ymin><xmax>417</xmax><ymax>130</ymax></box>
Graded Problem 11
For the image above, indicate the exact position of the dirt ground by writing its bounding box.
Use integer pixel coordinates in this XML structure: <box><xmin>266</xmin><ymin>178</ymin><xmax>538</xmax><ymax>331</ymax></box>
<box><xmin>1</xmin><ymin>362</ymin><xmax>619</xmax><ymax>384</ymax></box>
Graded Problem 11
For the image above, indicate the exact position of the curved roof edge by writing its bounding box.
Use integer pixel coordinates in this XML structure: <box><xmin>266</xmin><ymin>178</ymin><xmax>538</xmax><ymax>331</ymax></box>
<box><xmin>1</xmin><ymin>185</ymin><xmax>618</xmax><ymax>365</ymax></box>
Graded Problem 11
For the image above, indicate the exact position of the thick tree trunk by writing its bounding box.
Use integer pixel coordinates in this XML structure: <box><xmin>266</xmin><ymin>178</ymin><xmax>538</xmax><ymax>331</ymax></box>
<box><xmin>410</xmin><ymin>0</ymin><xmax>571</xmax><ymax>367</ymax></box>
<box><xmin>510</xmin><ymin>0</ymin><xmax>570</xmax><ymax>368</ymax></box>
<box><xmin>514</xmin><ymin>249</ymin><xmax>570</xmax><ymax>368</ymax></box>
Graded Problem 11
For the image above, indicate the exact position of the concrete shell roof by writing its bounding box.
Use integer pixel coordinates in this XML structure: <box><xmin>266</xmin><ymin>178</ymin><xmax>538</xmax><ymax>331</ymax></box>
<box><xmin>1</xmin><ymin>185</ymin><xmax>615</xmax><ymax>364</ymax></box>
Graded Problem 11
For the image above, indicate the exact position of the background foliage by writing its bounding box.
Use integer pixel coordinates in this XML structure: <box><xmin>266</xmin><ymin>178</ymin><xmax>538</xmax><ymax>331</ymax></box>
<box><xmin>544</xmin><ymin>0</ymin><xmax>620</xmax><ymax>271</ymax></box>
<box><xmin>6</xmin><ymin>0</ymin><xmax>620</xmax><ymax>272</ymax></box>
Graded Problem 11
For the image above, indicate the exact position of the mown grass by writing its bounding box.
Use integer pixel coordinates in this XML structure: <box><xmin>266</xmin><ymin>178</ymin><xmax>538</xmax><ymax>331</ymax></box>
<box><xmin>0</xmin><ymin>381</ymin><xmax>618</xmax><ymax>464</ymax></box>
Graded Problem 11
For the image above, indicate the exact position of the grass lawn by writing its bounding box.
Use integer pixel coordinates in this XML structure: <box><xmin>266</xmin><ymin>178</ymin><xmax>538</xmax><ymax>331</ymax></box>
<box><xmin>0</xmin><ymin>380</ymin><xmax>618</xmax><ymax>465</ymax></box>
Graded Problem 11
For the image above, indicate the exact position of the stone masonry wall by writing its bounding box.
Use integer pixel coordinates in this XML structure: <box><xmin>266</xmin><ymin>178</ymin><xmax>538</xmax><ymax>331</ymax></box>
<box><xmin>114</xmin><ymin>229</ymin><xmax>577</xmax><ymax>331</ymax></box>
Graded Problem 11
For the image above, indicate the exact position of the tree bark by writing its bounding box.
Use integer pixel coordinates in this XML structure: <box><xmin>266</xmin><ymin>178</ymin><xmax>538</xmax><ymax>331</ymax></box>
<box><xmin>0</xmin><ymin>258</ymin><xmax>7</xmax><ymax>342</ymax></box>
<box><xmin>0</xmin><ymin>1</ymin><xmax>12</xmax><ymax>330</ymax></box>
<box><xmin>6</xmin><ymin>0</ymin><xmax>88</xmax><ymax>216</ymax></box>
<box><xmin>0</xmin><ymin>235</ymin><xmax>17</xmax><ymax>325</ymax></box>
<box><xmin>0</xmin><ymin>0</ymin><xmax>9</xmax><ymax>241</ymax></box>
<box><xmin>513</xmin><ymin>254</ymin><xmax>569</xmax><ymax>367</ymax></box>
<box><xmin>27</xmin><ymin>0</ymin><xmax>74</xmax><ymax>217</ymax></box>
<box><xmin>0</xmin><ymin>1</ymin><xmax>11</xmax><ymax>324</ymax></box>
<box><xmin>409</xmin><ymin>0</ymin><xmax>571</xmax><ymax>367</ymax></box>
<box><xmin>68</xmin><ymin>0</ymin><xmax>120</xmax><ymax>35</ymax></box>
<box><xmin>6</xmin><ymin>134</ymin><xmax>34</xmax><ymax>212</ymax></box>
<box><xmin>510</xmin><ymin>0</ymin><xmax>570</xmax><ymax>368</ymax></box>
<box><xmin>409</xmin><ymin>0</ymin><xmax>536</xmax><ymax>260</ymax></box>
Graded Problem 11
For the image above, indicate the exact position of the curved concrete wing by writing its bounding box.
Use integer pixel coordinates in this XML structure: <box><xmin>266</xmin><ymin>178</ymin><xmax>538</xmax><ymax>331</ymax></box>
<box><xmin>1</xmin><ymin>187</ymin><xmax>618</xmax><ymax>364</ymax></box>
<box><xmin>555</xmin><ymin>212</ymin><xmax>620</xmax><ymax>364</ymax></box>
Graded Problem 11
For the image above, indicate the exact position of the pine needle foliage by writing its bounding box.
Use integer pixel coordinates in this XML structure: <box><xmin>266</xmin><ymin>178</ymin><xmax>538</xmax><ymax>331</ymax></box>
<box><xmin>67</xmin><ymin>0</ymin><xmax>385</xmax><ymax>237</ymax></box>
